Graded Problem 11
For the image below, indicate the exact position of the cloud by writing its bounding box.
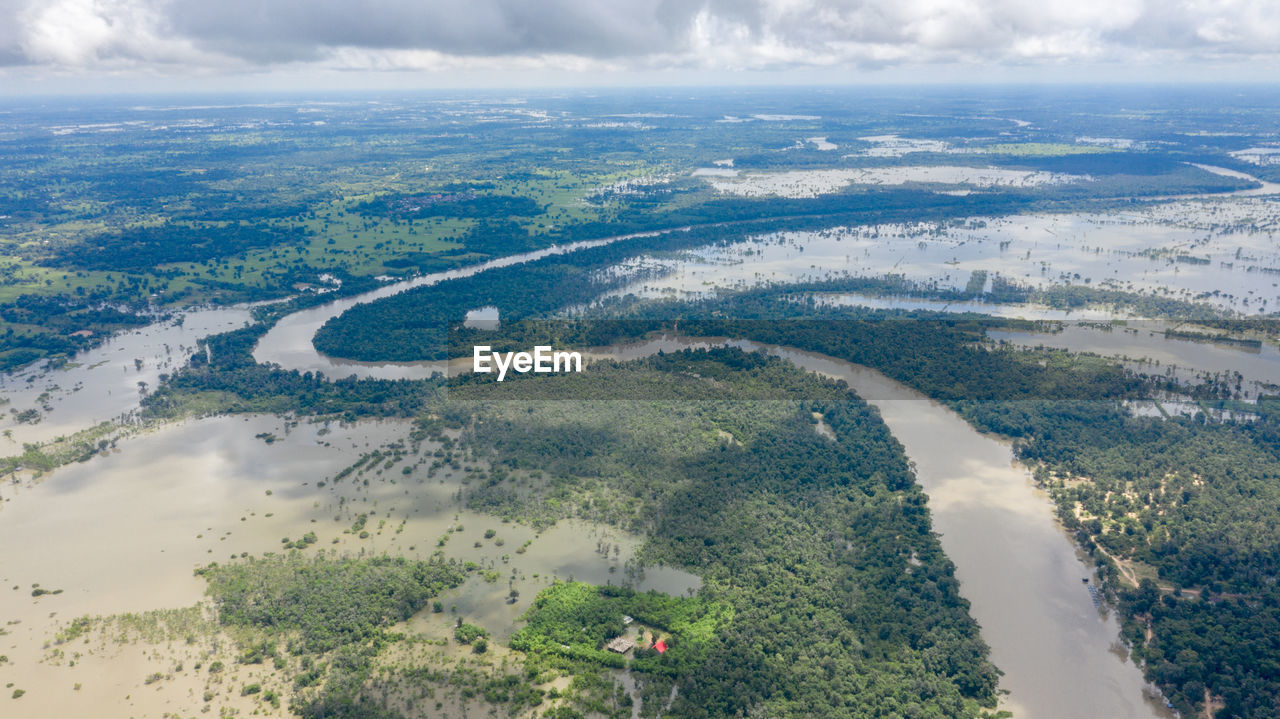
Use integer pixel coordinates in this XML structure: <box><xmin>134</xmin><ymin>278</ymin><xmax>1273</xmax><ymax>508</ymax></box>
<box><xmin>166</xmin><ymin>0</ymin><xmax>705</xmax><ymax>61</ymax></box>
<box><xmin>12</xmin><ymin>0</ymin><xmax>223</xmax><ymax>68</ymax></box>
<box><xmin>1</xmin><ymin>0</ymin><xmax>1278</xmax><ymax>76</ymax></box>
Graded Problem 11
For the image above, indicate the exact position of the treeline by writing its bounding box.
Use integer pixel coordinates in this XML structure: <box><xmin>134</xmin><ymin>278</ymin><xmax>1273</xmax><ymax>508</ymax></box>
<box><xmin>141</xmin><ymin>323</ymin><xmax>441</xmax><ymax>420</ymax></box>
<box><xmin>201</xmin><ymin>554</ymin><xmax>468</xmax><ymax>653</ymax></box>
<box><xmin>44</xmin><ymin>221</ymin><xmax>310</xmax><ymax>272</ymax></box>
<box><xmin>755</xmin><ymin>272</ymin><xmax>1228</xmax><ymax>320</ymax></box>
<box><xmin>0</xmin><ymin>293</ymin><xmax>155</xmax><ymax>371</ymax></box>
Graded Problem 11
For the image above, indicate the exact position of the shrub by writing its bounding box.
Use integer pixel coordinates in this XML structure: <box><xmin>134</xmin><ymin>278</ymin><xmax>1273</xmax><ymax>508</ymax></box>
<box><xmin>454</xmin><ymin>623</ymin><xmax>488</xmax><ymax>645</ymax></box>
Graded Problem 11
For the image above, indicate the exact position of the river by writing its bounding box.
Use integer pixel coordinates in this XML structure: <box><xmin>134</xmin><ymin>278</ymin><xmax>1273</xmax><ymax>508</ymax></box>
<box><xmin>253</xmin><ymin>230</ymin><xmax>677</xmax><ymax>380</ymax></box>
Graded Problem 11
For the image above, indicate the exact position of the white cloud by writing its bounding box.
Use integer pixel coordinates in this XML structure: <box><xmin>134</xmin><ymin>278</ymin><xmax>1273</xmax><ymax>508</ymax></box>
<box><xmin>17</xmin><ymin>0</ymin><xmax>222</xmax><ymax>68</ymax></box>
<box><xmin>0</xmin><ymin>0</ymin><xmax>1278</xmax><ymax>79</ymax></box>
<box><xmin>20</xmin><ymin>0</ymin><xmax>122</xmax><ymax>65</ymax></box>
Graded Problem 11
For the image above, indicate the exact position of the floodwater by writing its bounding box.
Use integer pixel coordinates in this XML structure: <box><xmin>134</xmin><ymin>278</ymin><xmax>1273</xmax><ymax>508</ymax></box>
<box><xmin>992</xmin><ymin>322</ymin><xmax>1280</xmax><ymax>395</ymax></box>
<box><xmin>694</xmin><ymin>165</ymin><xmax>1087</xmax><ymax>198</ymax></box>
<box><xmin>1191</xmin><ymin>163</ymin><xmax>1280</xmax><ymax>197</ymax></box>
<box><xmin>0</xmin><ymin>414</ymin><xmax>696</xmax><ymax>717</ymax></box>
<box><xmin>8</xmin><ymin>164</ymin><xmax>1278</xmax><ymax>718</ymax></box>
<box><xmin>0</xmin><ymin>306</ymin><xmax>253</xmax><ymax>449</ymax></box>
<box><xmin>600</xmin><ymin>195</ymin><xmax>1280</xmax><ymax>314</ymax></box>
<box><xmin>803</xmin><ymin>292</ymin><xmax>1123</xmax><ymax>320</ymax></box>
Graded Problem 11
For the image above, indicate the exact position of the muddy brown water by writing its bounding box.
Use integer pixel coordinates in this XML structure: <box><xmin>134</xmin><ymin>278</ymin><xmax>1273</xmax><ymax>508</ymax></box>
<box><xmin>0</xmin><ymin>414</ymin><xmax>696</xmax><ymax>718</ymax></box>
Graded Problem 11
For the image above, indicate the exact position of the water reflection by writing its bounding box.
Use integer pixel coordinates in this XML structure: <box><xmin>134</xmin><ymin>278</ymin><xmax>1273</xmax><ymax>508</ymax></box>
<box><xmin>0</xmin><ymin>307</ymin><xmax>252</xmax><ymax>448</ymax></box>
<box><xmin>0</xmin><ymin>413</ymin><xmax>697</xmax><ymax>715</ymax></box>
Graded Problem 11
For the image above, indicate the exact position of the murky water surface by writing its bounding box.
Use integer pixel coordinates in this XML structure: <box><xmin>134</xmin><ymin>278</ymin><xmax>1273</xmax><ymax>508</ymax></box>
<box><xmin>0</xmin><ymin>414</ymin><xmax>696</xmax><ymax>717</ymax></box>
<box><xmin>0</xmin><ymin>307</ymin><xmax>252</xmax><ymax>448</ymax></box>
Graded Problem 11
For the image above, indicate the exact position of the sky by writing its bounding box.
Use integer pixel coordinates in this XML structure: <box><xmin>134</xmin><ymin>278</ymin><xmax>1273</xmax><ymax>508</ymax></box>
<box><xmin>2</xmin><ymin>0</ymin><xmax>1280</xmax><ymax>93</ymax></box>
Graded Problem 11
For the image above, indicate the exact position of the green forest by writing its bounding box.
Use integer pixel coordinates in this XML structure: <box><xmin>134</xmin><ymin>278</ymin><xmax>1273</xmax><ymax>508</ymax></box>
<box><xmin>448</xmin><ymin>349</ymin><xmax>1004</xmax><ymax>718</ymax></box>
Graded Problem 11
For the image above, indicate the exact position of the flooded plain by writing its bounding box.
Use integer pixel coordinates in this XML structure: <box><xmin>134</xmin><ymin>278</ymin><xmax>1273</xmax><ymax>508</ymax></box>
<box><xmin>0</xmin><ymin>324</ymin><xmax>1182</xmax><ymax>719</ymax></box>
<box><xmin>601</xmin><ymin>197</ymin><xmax>1280</xmax><ymax>313</ymax></box>
<box><xmin>0</xmin><ymin>413</ymin><xmax>696</xmax><ymax>717</ymax></box>
<box><xmin>695</xmin><ymin>165</ymin><xmax>1088</xmax><ymax>198</ymax></box>
<box><xmin>0</xmin><ymin>306</ymin><xmax>253</xmax><ymax>449</ymax></box>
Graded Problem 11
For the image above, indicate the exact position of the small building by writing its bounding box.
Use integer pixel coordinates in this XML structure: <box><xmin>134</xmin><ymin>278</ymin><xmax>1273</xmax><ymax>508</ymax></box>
<box><xmin>606</xmin><ymin>636</ymin><xmax>635</xmax><ymax>654</ymax></box>
<box><xmin>653</xmin><ymin>638</ymin><xmax>668</xmax><ymax>654</ymax></box>
<box><xmin>622</xmin><ymin>615</ymin><xmax>634</xmax><ymax>625</ymax></box>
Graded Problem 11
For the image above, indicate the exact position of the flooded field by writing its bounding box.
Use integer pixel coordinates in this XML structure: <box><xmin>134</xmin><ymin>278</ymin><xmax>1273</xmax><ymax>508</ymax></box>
<box><xmin>601</xmin><ymin>194</ymin><xmax>1280</xmax><ymax>313</ymax></box>
<box><xmin>0</xmin><ymin>307</ymin><xmax>253</xmax><ymax>449</ymax></box>
<box><xmin>694</xmin><ymin>165</ymin><xmax>1088</xmax><ymax>198</ymax></box>
<box><xmin>992</xmin><ymin>321</ymin><xmax>1280</xmax><ymax>397</ymax></box>
<box><xmin>0</xmin><ymin>414</ymin><xmax>696</xmax><ymax>718</ymax></box>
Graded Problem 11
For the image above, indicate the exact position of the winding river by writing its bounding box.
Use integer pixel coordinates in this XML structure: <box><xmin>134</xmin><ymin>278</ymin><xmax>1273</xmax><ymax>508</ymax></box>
<box><xmin>257</xmin><ymin>297</ymin><xmax>1179</xmax><ymax>715</ymax></box>
<box><xmin>253</xmin><ymin>230</ymin><xmax>681</xmax><ymax>380</ymax></box>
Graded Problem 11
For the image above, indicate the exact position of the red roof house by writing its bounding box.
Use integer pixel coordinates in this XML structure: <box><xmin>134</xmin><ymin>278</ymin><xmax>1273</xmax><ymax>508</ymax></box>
<box><xmin>653</xmin><ymin>638</ymin><xmax>668</xmax><ymax>654</ymax></box>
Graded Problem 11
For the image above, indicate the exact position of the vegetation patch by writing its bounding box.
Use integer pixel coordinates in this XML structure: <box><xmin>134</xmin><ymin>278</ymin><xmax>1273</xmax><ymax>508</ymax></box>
<box><xmin>200</xmin><ymin>554</ymin><xmax>468</xmax><ymax>652</ymax></box>
<box><xmin>513</xmin><ymin>581</ymin><xmax>730</xmax><ymax>675</ymax></box>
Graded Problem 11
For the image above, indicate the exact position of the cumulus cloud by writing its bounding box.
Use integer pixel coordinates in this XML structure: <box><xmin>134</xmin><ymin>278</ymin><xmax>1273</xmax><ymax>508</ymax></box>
<box><xmin>14</xmin><ymin>0</ymin><xmax>225</xmax><ymax>68</ymax></box>
<box><xmin>0</xmin><ymin>0</ymin><xmax>1278</xmax><ymax>75</ymax></box>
